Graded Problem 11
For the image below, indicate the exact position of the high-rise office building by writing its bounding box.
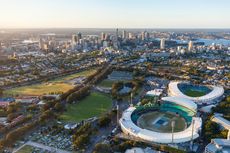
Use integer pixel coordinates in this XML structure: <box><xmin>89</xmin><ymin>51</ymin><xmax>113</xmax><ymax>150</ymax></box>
<box><xmin>145</xmin><ymin>32</ymin><xmax>150</xmax><ymax>40</ymax></box>
<box><xmin>141</xmin><ymin>32</ymin><xmax>145</xmax><ymax>40</ymax></box>
<box><xmin>101</xmin><ymin>32</ymin><xmax>106</xmax><ymax>41</ymax></box>
<box><xmin>128</xmin><ymin>33</ymin><xmax>133</xmax><ymax>39</ymax></box>
<box><xmin>77</xmin><ymin>32</ymin><xmax>82</xmax><ymax>44</ymax></box>
<box><xmin>188</xmin><ymin>41</ymin><xmax>193</xmax><ymax>51</ymax></box>
<box><xmin>116</xmin><ymin>28</ymin><xmax>119</xmax><ymax>40</ymax></box>
<box><xmin>72</xmin><ymin>34</ymin><xmax>78</xmax><ymax>49</ymax></box>
<box><xmin>160</xmin><ymin>38</ymin><xmax>165</xmax><ymax>49</ymax></box>
<box><xmin>77</xmin><ymin>32</ymin><xmax>82</xmax><ymax>40</ymax></box>
<box><xmin>122</xmin><ymin>30</ymin><xmax>127</xmax><ymax>39</ymax></box>
<box><xmin>105</xmin><ymin>34</ymin><xmax>109</xmax><ymax>41</ymax></box>
<box><xmin>39</xmin><ymin>38</ymin><xmax>44</xmax><ymax>49</ymax></box>
<box><xmin>72</xmin><ymin>34</ymin><xmax>77</xmax><ymax>44</ymax></box>
<box><xmin>116</xmin><ymin>29</ymin><xmax>119</xmax><ymax>48</ymax></box>
<box><xmin>141</xmin><ymin>31</ymin><xmax>150</xmax><ymax>40</ymax></box>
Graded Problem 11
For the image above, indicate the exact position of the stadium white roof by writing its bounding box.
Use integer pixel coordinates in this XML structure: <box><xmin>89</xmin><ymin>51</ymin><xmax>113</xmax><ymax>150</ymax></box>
<box><xmin>162</xmin><ymin>96</ymin><xmax>197</xmax><ymax>111</ymax></box>
<box><xmin>211</xmin><ymin>114</ymin><xmax>230</xmax><ymax>130</ymax></box>
<box><xmin>120</xmin><ymin>107</ymin><xmax>202</xmax><ymax>144</ymax></box>
<box><xmin>206</xmin><ymin>139</ymin><xmax>230</xmax><ymax>153</ymax></box>
<box><xmin>168</xmin><ymin>81</ymin><xmax>224</xmax><ymax>104</ymax></box>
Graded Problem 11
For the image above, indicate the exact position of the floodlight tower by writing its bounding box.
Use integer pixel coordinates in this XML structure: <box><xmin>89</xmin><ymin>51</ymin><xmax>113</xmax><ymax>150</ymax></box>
<box><xmin>130</xmin><ymin>92</ymin><xmax>133</xmax><ymax>107</ymax></box>
<box><xmin>190</xmin><ymin>119</ymin><xmax>195</xmax><ymax>150</ymax></box>
<box><xmin>171</xmin><ymin>120</ymin><xmax>175</xmax><ymax>144</ymax></box>
<box><xmin>117</xmin><ymin>104</ymin><xmax>119</xmax><ymax>126</ymax></box>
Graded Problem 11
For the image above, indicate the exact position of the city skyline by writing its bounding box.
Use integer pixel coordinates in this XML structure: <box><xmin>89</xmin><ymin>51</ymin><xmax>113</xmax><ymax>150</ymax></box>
<box><xmin>0</xmin><ymin>0</ymin><xmax>230</xmax><ymax>29</ymax></box>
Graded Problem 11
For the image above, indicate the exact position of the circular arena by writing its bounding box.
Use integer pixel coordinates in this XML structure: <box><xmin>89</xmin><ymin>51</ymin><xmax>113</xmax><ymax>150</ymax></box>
<box><xmin>119</xmin><ymin>97</ymin><xmax>202</xmax><ymax>144</ymax></box>
<box><xmin>168</xmin><ymin>81</ymin><xmax>224</xmax><ymax>105</ymax></box>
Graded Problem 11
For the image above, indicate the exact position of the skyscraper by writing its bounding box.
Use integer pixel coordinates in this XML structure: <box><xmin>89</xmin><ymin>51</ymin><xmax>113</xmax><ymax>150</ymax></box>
<box><xmin>77</xmin><ymin>32</ymin><xmax>82</xmax><ymax>42</ymax></box>
<box><xmin>116</xmin><ymin>28</ymin><xmax>119</xmax><ymax>39</ymax></box>
<box><xmin>141</xmin><ymin>31</ymin><xmax>145</xmax><ymax>40</ymax></box>
<box><xmin>72</xmin><ymin>34</ymin><xmax>78</xmax><ymax>49</ymax></box>
<box><xmin>39</xmin><ymin>38</ymin><xmax>44</xmax><ymax>50</ymax></box>
<box><xmin>101</xmin><ymin>32</ymin><xmax>106</xmax><ymax>41</ymax></box>
<box><xmin>188</xmin><ymin>41</ymin><xmax>193</xmax><ymax>51</ymax></box>
<box><xmin>122</xmin><ymin>30</ymin><xmax>127</xmax><ymax>39</ymax></box>
<box><xmin>160</xmin><ymin>38</ymin><xmax>165</xmax><ymax>49</ymax></box>
<box><xmin>114</xmin><ymin>28</ymin><xmax>119</xmax><ymax>49</ymax></box>
<box><xmin>128</xmin><ymin>33</ymin><xmax>133</xmax><ymax>39</ymax></box>
<box><xmin>145</xmin><ymin>32</ymin><xmax>150</xmax><ymax>40</ymax></box>
<box><xmin>72</xmin><ymin>34</ymin><xmax>77</xmax><ymax>44</ymax></box>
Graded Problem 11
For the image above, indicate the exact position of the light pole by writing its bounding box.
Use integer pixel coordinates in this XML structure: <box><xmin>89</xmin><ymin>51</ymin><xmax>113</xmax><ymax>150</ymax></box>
<box><xmin>171</xmin><ymin>120</ymin><xmax>175</xmax><ymax>144</ymax></box>
<box><xmin>190</xmin><ymin>119</ymin><xmax>195</xmax><ymax>151</ymax></box>
<box><xmin>117</xmin><ymin>104</ymin><xmax>119</xmax><ymax>126</ymax></box>
<box><xmin>130</xmin><ymin>92</ymin><xmax>133</xmax><ymax>106</ymax></box>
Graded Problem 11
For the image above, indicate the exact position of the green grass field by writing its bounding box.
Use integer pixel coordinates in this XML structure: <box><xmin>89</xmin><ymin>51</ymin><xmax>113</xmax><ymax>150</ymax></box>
<box><xmin>51</xmin><ymin>68</ymin><xmax>98</xmax><ymax>83</ymax></box>
<box><xmin>184</xmin><ymin>89</ymin><xmax>206</xmax><ymax>97</ymax></box>
<box><xmin>60</xmin><ymin>92</ymin><xmax>112</xmax><ymax>122</ymax></box>
<box><xmin>97</xmin><ymin>79</ymin><xmax>133</xmax><ymax>89</ymax></box>
<box><xmin>98</xmin><ymin>79</ymin><xmax>116</xmax><ymax>88</ymax></box>
<box><xmin>4</xmin><ymin>83</ymin><xmax>73</xmax><ymax>96</ymax></box>
<box><xmin>137</xmin><ymin>111</ymin><xmax>186</xmax><ymax>133</ymax></box>
<box><xmin>3</xmin><ymin>69</ymin><xmax>98</xmax><ymax>96</ymax></box>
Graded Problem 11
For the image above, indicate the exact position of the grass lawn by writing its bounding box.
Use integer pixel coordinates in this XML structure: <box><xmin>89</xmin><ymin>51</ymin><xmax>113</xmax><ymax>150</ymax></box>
<box><xmin>4</xmin><ymin>83</ymin><xmax>73</xmax><ymax>96</ymax></box>
<box><xmin>60</xmin><ymin>92</ymin><xmax>112</xmax><ymax>122</ymax></box>
<box><xmin>137</xmin><ymin>111</ymin><xmax>186</xmax><ymax>133</ymax></box>
<box><xmin>3</xmin><ymin>68</ymin><xmax>98</xmax><ymax>96</ymax></box>
<box><xmin>52</xmin><ymin>68</ymin><xmax>98</xmax><ymax>82</ymax></box>
<box><xmin>184</xmin><ymin>89</ymin><xmax>206</xmax><ymax>97</ymax></box>
<box><xmin>15</xmin><ymin>145</ymin><xmax>34</xmax><ymax>153</ymax></box>
<box><xmin>98</xmin><ymin>79</ymin><xmax>116</xmax><ymax>88</ymax></box>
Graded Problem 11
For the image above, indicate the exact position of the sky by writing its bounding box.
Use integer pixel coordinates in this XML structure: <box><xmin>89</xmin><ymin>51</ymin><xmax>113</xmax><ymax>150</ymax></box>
<box><xmin>0</xmin><ymin>0</ymin><xmax>229</xmax><ymax>29</ymax></box>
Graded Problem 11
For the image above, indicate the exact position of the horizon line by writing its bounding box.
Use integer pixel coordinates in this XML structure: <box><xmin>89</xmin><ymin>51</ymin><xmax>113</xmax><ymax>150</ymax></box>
<box><xmin>1</xmin><ymin>27</ymin><xmax>230</xmax><ymax>30</ymax></box>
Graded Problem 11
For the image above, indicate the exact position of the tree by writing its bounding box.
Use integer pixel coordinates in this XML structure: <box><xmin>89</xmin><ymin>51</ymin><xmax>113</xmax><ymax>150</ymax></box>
<box><xmin>73</xmin><ymin>134</ymin><xmax>89</xmax><ymax>149</ymax></box>
<box><xmin>93</xmin><ymin>143</ymin><xmax>111</xmax><ymax>153</ymax></box>
<box><xmin>54</xmin><ymin>102</ymin><xmax>63</xmax><ymax>112</ymax></box>
<box><xmin>39</xmin><ymin>110</ymin><xmax>55</xmax><ymax>123</ymax></box>
<box><xmin>27</xmin><ymin>104</ymin><xmax>38</xmax><ymax>112</ymax></box>
<box><xmin>227</xmin><ymin>96</ymin><xmax>230</xmax><ymax>103</ymax></box>
<box><xmin>72</xmin><ymin>122</ymin><xmax>94</xmax><ymax>150</ymax></box>
<box><xmin>141</xmin><ymin>99</ymin><xmax>149</xmax><ymax>105</ymax></box>
<box><xmin>118</xmin><ymin>141</ymin><xmax>133</xmax><ymax>152</ymax></box>
<box><xmin>0</xmin><ymin>88</ymin><xmax>3</xmax><ymax>96</ymax></box>
<box><xmin>7</xmin><ymin>102</ymin><xmax>21</xmax><ymax>114</ymax></box>
<box><xmin>7</xmin><ymin>113</ymin><xmax>18</xmax><ymax>122</ymax></box>
<box><xmin>3</xmin><ymin>121</ymin><xmax>37</xmax><ymax>147</ymax></box>
<box><xmin>98</xmin><ymin>116</ymin><xmax>111</xmax><ymax>127</ymax></box>
<box><xmin>204</xmin><ymin>121</ymin><xmax>221</xmax><ymax>141</ymax></box>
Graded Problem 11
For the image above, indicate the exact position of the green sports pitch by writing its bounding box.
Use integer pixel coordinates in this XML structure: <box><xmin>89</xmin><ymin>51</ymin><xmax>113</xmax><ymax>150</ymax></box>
<box><xmin>137</xmin><ymin>111</ymin><xmax>187</xmax><ymax>133</ymax></box>
<box><xmin>3</xmin><ymin>69</ymin><xmax>98</xmax><ymax>96</ymax></box>
<box><xmin>184</xmin><ymin>89</ymin><xmax>207</xmax><ymax>97</ymax></box>
<box><xmin>60</xmin><ymin>92</ymin><xmax>112</xmax><ymax>122</ymax></box>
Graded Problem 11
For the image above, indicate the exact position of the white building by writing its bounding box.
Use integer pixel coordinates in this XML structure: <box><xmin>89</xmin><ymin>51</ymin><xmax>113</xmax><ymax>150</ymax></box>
<box><xmin>160</xmin><ymin>38</ymin><xmax>165</xmax><ymax>50</ymax></box>
<box><xmin>188</xmin><ymin>41</ymin><xmax>193</xmax><ymax>52</ymax></box>
<box><xmin>168</xmin><ymin>81</ymin><xmax>224</xmax><ymax>105</ymax></box>
<box><xmin>205</xmin><ymin>139</ymin><xmax>230</xmax><ymax>153</ymax></box>
<box><xmin>211</xmin><ymin>113</ymin><xmax>230</xmax><ymax>130</ymax></box>
<box><xmin>119</xmin><ymin>97</ymin><xmax>202</xmax><ymax>144</ymax></box>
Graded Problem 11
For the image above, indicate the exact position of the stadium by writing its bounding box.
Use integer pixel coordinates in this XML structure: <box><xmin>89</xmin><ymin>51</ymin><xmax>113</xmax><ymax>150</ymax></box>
<box><xmin>168</xmin><ymin>81</ymin><xmax>224</xmax><ymax>105</ymax></box>
<box><xmin>119</xmin><ymin>97</ymin><xmax>202</xmax><ymax>144</ymax></box>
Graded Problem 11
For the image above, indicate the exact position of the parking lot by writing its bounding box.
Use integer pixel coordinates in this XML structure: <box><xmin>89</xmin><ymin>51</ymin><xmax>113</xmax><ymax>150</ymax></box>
<box><xmin>28</xmin><ymin>125</ymin><xmax>73</xmax><ymax>152</ymax></box>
